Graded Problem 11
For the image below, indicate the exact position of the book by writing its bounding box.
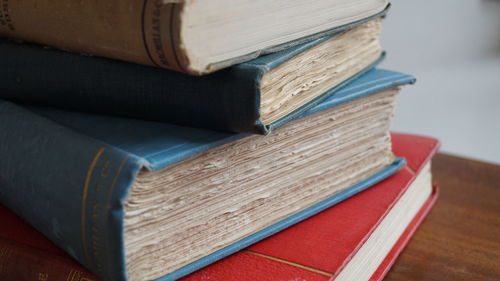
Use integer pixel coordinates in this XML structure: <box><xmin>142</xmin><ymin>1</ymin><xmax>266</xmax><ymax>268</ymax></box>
<box><xmin>0</xmin><ymin>133</ymin><xmax>439</xmax><ymax>281</ymax></box>
<box><xmin>0</xmin><ymin>69</ymin><xmax>413</xmax><ymax>281</ymax></box>
<box><xmin>182</xmin><ymin>133</ymin><xmax>440</xmax><ymax>281</ymax></box>
<box><xmin>1</xmin><ymin>19</ymin><xmax>384</xmax><ymax>134</ymax></box>
<box><xmin>0</xmin><ymin>0</ymin><xmax>389</xmax><ymax>74</ymax></box>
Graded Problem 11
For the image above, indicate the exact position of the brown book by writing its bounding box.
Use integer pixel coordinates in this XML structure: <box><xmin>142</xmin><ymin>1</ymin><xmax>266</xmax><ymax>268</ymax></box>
<box><xmin>0</xmin><ymin>0</ymin><xmax>388</xmax><ymax>74</ymax></box>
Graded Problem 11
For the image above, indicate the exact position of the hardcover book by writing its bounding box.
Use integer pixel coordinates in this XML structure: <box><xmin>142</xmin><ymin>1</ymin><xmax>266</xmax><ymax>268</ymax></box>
<box><xmin>183</xmin><ymin>133</ymin><xmax>440</xmax><ymax>281</ymax></box>
<box><xmin>0</xmin><ymin>0</ymin><xmax>389</xmax><ymax>74</ymax></box>
<box><xmin>0</xmin><ymin>69</ymin><xmax>413</xmax><ymax>281</ymax></box>
<box><xmin>2</xmin><ymin>19</ymin><xmax>384</xmax><ymax>134</ymax></box>
<box><xmin>0</xmin><ymin>133</ymin><xmax>439</xmax><ymax>281</ymax></box>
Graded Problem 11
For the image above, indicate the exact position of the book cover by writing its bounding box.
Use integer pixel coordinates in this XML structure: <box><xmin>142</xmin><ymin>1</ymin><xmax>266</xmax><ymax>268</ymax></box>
<box><xmin>0</xmin><ymin>69</ymin><xmax>413</xmax><ymax>281</ymax></box>
<box><xmin>0</xmin><ymin>133</ymin><xmax>438</xmax><ymax>281</ymax></box>
<box><xmin>1</xmin><ymin>20</ymin><xmax>384</xmax><ymax>134</ymax></box>
<box><xmin>0</xmin><ymin>1</ymin><xmax>389</xmax><ymax>74</ymax></box>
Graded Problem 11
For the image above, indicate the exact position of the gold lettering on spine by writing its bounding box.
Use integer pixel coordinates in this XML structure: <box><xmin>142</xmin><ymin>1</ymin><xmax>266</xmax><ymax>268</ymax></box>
<box><xmin>0</xmin><ymin>0</ymin><xmax>15</xmax><ymax>31</ymax></box>
<box><xmin>82</xmin><ymin>152</ymin><xmax>130</xmax><ymax>274</ymax></box>
<box><xmin>38</xmin><ymin>272</ymin><xmax>49</xmax><ymax>281</ymax></box>
<box><xmin>151</xmin><ymin>0</ymin><xmax>169</xmax><ymax>66</ymax></box>
<box><xmin>66</xmin><ymin>269</ymin><xmax>96</xmax><ymax>281</ymax></box>
<box><xmin>142</xmin><ymin>0</ymin><xmax>185</xmax><ymax>71</ymax></box>
<box><xmin>0</xmin><ymin>245</ymin><xmax>12</xmax><ymax>273</ymax></box>
<box><xmin>80</xmin><ymin>147</ymin><xmax>106</xmax><ymax>269</ymax></box>
<box><xmin>66</xmin><ymin>269</ymin><xmax>75</xmax><ymax>281</ymax></box>
<box><xmin>89</xmin><ymin>159</ymin><xmax>112</xmax><ymax>273</ymax></box>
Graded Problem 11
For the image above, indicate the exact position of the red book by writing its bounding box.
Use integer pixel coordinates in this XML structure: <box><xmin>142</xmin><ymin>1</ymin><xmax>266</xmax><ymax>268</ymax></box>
<box><xmin>0</xmin><ymin>133</ymin><xmax>439</xmax><ymax>281</ymax></box>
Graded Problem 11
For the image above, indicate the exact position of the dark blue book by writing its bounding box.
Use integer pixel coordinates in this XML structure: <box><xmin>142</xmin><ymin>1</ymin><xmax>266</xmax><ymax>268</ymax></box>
<box><xmin>0</xmin><ymin>69</ymin><xmax>414</xmax><ymax>281</ymax></box>
<box><xmin>1</xmin><ymin>18</ymin><xmax>384</xmax><ymax>134</ymax></box>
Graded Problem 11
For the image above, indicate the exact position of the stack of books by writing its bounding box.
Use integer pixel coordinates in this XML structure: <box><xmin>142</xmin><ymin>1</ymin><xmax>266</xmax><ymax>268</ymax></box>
<box><xmin>0</xmin><ymin>1</ymin><xmax>439</xmax><ymax>281</ymax></box>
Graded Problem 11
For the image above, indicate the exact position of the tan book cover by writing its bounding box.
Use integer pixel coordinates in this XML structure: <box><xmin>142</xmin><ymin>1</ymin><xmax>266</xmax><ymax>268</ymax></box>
<box><xmin>0</xmin><ymin>0</ymin><xmax>388</xmax><ymax>74</ymax></box>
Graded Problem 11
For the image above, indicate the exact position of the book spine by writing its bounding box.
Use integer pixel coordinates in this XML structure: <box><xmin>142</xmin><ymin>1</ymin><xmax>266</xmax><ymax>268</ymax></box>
<box><xmin>0</xmin><ymin>238</ymin><xmax>100</xmax><ymax>281</ymax></box>
<box><xmin>0</xmin><ymin>0</ymin><xmax>190</xmax><ymax>73</ymax></box>
<box><xmin>0</xmin><ymin>41</ymin><xmax>264</xmax><ymax>134</ymax></box>
<box><xmin>0</xmin><ymin>101</ymin><xmax>142</xmax><ymax>281</ymax></box>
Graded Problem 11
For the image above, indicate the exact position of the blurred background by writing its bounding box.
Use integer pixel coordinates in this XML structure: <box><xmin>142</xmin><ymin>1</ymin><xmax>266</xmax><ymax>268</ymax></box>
<box><xmin>381</xmin><ymin>0</ymin><xmax>500</xmax><ymax>164</ymax></box>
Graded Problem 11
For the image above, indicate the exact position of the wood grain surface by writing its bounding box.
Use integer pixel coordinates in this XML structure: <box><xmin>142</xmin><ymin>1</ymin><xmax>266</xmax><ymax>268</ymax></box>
<box><xmin>384</xmin><ymin>153</ymin><xmax>500</xmax><ymax>281</ymax></box>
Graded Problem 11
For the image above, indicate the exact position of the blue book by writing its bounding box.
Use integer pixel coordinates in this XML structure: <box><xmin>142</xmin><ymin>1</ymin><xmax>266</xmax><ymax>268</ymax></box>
<box><xmin>1</xmin><ymin>16</ymin><xmax>385</xmax><ymax>134</ymax></box>
<box><xmin>0</xmin><ymin>69</ymin><xmax>414</xmax><ymax>281</ymax></box>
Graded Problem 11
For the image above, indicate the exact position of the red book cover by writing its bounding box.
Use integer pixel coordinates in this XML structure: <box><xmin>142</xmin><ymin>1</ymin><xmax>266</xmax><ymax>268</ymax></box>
<box><xmin>0</xmin><ymin>133</ymin><xmax>439</xmax><ymax>281</ymax></box>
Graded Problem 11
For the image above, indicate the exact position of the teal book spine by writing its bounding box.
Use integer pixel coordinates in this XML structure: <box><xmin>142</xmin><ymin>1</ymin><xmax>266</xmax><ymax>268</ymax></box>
<box><xmin>0</xmin><ymin>9</ymin><xmax>387</xmax><ymax>135</ymax></box>
<box><xmin>0</xmin><ymin>69</ymin><xmax>415</xmax><ymax>281</ymax></box>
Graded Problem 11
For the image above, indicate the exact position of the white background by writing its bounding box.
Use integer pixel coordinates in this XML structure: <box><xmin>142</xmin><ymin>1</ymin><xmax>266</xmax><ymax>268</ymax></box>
<box><xmin>380</xmin><ymin>0</ymin><xmax>500</xmax><ymax>164</ymax></box>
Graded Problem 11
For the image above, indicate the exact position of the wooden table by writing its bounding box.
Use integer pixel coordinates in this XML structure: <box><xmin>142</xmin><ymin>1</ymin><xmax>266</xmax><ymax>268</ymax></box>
<box><xmin>384</xmin><ymin>153</ymin><xmax>500</xmax><ymax>281</ymax></box>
